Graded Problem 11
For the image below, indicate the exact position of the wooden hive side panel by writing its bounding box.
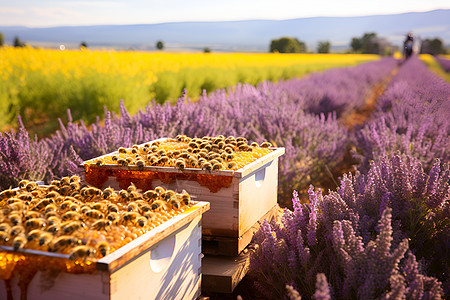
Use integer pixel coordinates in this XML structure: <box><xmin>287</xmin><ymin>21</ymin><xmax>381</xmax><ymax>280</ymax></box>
<box><xmin>238</xmin><ymin>159</ymin><xmax>279</xmax><ymax>237</ymax></box>
<box><xmin>0</xmin><ymin>270</ymin><xmax>109</xmax><ymax>300</ymax></box>
<box><xmin>109</xmin><ymin>215</ymin><xmax>202</xmax><ymax>300</ymax></box>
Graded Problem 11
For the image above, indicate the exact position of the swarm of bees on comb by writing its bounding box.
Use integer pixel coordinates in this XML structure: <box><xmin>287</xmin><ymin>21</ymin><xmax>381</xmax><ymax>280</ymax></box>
<box><xmin>0</xmin><ymin>176</ymin><xmax>193</xmax><ymax>262</ymax></box>
<box><xmin>90</xmin><ymin>135</ymin><xmax>273</xmax><ymax>172</ymax></box>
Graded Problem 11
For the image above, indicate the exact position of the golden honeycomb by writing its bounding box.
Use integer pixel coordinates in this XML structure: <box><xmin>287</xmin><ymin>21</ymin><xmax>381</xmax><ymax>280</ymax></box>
<box><xmin>0</xmin><ymin>176</ymin><xmax>195</xmax><ymax>291</ymax></box>
<box><xmin>84</xmin><ymin>135</ymin><xmax>273</xmax><ymax>192</ymax></box>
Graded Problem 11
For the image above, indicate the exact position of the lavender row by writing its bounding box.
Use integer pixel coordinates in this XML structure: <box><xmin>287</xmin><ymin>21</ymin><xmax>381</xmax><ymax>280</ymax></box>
<box><xmin>0</xmin><ymin>59</ymin><xmax>397</xmax><ymax>203</ymax></box>
<box><xmin>354</xmin><ymin>56</ymin><xmax>450</xmax><ymax>171</ymax></box>
<box><xmin>250</xmin><ymin>154</ymin><xmax>448</xmax><ymax>299</ymax></box>
<box><xmin>435</xmin><ymin>55</ymin><xmax>450</xmax><ymax>72</ymax></box>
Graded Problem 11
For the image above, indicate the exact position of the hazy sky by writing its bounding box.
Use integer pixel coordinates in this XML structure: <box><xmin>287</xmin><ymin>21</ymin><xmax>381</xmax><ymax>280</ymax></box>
<box><xmin>1</xmin><ymin>0</ymin><xmax>449</xmax><ymax>27</ymax></box>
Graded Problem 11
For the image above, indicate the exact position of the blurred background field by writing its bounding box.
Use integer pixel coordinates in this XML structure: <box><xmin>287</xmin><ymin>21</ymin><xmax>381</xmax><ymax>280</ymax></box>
<box><xmin>0</xmin><ymin>46</ymin><xmax>378</xmax><ymax>136</ymax></box>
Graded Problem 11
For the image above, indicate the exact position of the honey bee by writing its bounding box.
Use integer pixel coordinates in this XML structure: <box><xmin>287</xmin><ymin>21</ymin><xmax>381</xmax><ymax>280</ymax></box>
<box><xmin>60</xmin><ymin>177</ymin><xmax>70</xmax><ymax>186</ymax></box>
<box><xmin>18</xmin><ymin>193</ymin><xmax>32</xmax><ymax>202</ymax></box>
<box><xmin>70</xmin><ymin>175</ymin><xmax>80</xmax><ymax>183</ymax></box>
<box><xmin>46</xmin><ymin>224</ymin><xmax>61</xmax><ymax>235</ymax></box>
<box><xmin>47</xmin><ymin>216</ymin><xmax>61</xmax><ymax>226</ymax></box>
<box><xmin>10</xmin><ymin>225</ymin><xmax>25</xmax><ymax>238</ymax></box>
<box><xmin>92</xmin><ymin>219</ymin><xmax>112</xmax><ymax>231</ymax></box>
<box><xmin>154</xmin><ymin>186</ymin><xmax>166</xmax><ymax>196</ymax></box>
<box><xmin>250</xmin><ymin>142</ymin><xmax>259</xmax><ymax>147</ymax></box>
<box><xmin>118</xmin><ymin>190</ymin><xmax>128</xmax><ymax>200</ymax></box>
<box><xmin>18</xmin><ymin>179</ymin><xmax>30</xmax><ymax>189</ymax></box>
<box><xmin>84</xmin><ymin>209</ymin><xmax>105</xmax><ymax>219</ymax></box>
<box><xmin>117</xmin><ymin>158</ymin><xmax>128</xmax><ymax>166</ymax></box>
<box><xmin>95</xmin><ymin>158</ymin><xmax>104</xmax><ymax>166</ymax></box>
<box><xmin>25</xmin><ymin>218</ymin><xmax>47</xmax><ymax>230</ymax></box>
<box><xmin>238</xmin><ymin>144</ymin><xmax>249</xmax><ymax>151</ymax></box>
<box><xmin>128</xmin><ymin>191</ymin><xmax>140</xmax><ymax>201</ymax></box>
<box><xmin>70</xmin><ymin>182</ymin><xmax>80</xmax><ymax>191</ymax></box>
<box><xmin>0</xmin><ymin>223</ymin><xmax>11</xmax><ymax>232</ymax></box>
<box><xmin>97</xmin><ymin>241</ymin><xmax>110</xmax><ymax>257</ymax></box>
<box><xmin>49</xmin><ymin>235</ymin><xmax>80</xmax><ymax>252</ymax></box>
<box><xmin>202</xmin><ymin>162</ymin><xmax>213</xmax><ymax>172</ymax></box>
<box><xmin>212</xmin><ymin>162</ymin><xmax>224</xmax><ymax>171</ymax></box>
<box><xmin>118</xmin><ymin>147</ymin><xmax>127</xmax><ymax>154</ymax></box>
<box><xmin>227</xmin><ymin>161</ymin><xmax>237</xmax><ymax>170</ymax></box>
<box><xmin>127</xmin><ymin>183</ymin><xmax>138</xmax><ymax>194</ymax></box>
<box><xmin>9</xmin><ymin>201</ymin><xmax>27</xmax><ymax>212</ymax></box>
<box><xmin>8</xmin><ymin>213</ymin><xmax>22</xmax><ymax>226</ymax></box>
<box><xmin>61</xmin><ymin>221</ymin><xmax>85</xmax><ymax>235</ymax></box>
<box><xmin>225</xmin><ymin>154</ymin><xmax>235</xmax><ymax>161</ymax></box>
<box><xmin>160</xmin><ymin>190</ymin><xmax>175</xmax><ymax>202</ymax></box>
<box><xmin>106</xmin><ymin>212</ymin><xmax>121</xmax><ymax>224</ymax></box>
<box><xmin>260</xmin><ymin>141</ymin><xmax>272</xmax><ymax>148</ymax></box>
<box><xmin>147</xmin><ymin>155</ymin><xmax>158</xmax><ymax>166</ymax></box>
<box><xmin>111</xmin><ymin>155</ymin><xmax>119</xmax><ymax>162</ymax></box>
<box><xmin>175</xmin><ymin>159</ymin><xmax>186</xmax><ymax>170</ymax></box>
<box><xmin>69</xmin><ymin>245</ymin><xmax>97</xmax><ymax>261</ymax></box>
<box><xmin>102</xmin><ymin>187</ymin><xmax>116</xmax><ymax>200</ymax></box>
<box><xmin>107</xmin><ymin>203</ymin><xmax>119</xmax><ymax>213</ymax></box>
<box><xmin>157</xmin><ymin>156</ymin><xmax>169</xmax><ymax>166</ymax></box>
<box><xmin>44</xmin><ymin>203</ymin><xmax>57</xmax><ymax>214</ymax></box>
<box><xmin>143</xmin><ymin>211</ymin><xmax>156</xmax><ymax>221</ymax></box>
<box><xmin>143</xmin><ymin>190</ymin><xmax>158</xmax><ymax>201</ymax></box>
<box><xmin>151</xmin><ymin>200</ymin><xmax>168</xmax><ymax>212</ymax></box>
<box><xmin>176</xmin><ymin>134</ymin><xmax>187</xmax><ymax>142</ymax></box>
<box><xmin>122</xmin><ymin>212</ymin><xmax>140</xmax><ymax>224</ymax></box>
<box><xmin>150</xmin><ymin>145</ymin><xmax>159</xmax><ymax>153</ymax></box>
<box><xmin>0</xmin><ymin>231</ymin><xmax>10</xmax><ymax>243</ymax></box>
<box><xmin>92</xmin><ymin>202</ymin><xmax>108</xmax><ymax>213</ymax></box>
<box><xmin>125</xmin><ymin>157</ymin><xmax>135</xmax><ymax>165</ymax></box>
<box><xmin>180</xmin><ymin>193</ymin><xmax>191</xmax><ymax>205</ymax></box>
<box><xmin>127</xmin><ymin>202</ymin><xmax>141</xmax><ymax>213</ymax></box>
<box><xmin>27</xmin><ymin>229</ymin><xmax>45</xmax><ymax>242</ymax></box>
<box><xmin>61</xmin><ymin>211</ymin><xmax>82</xmax><ymax>222</ymax></box>
<box><xmin>136</xmin><ymin>160</ymin><xmax>145</xmax><ymax>170</ymax></box>
<box><xmin>25</xmin><ymin>182</ymin><xmax>38</xmax><ymax>192</ymax></box>
<box><xmin>136</xmin><ymin>216</ymin><xmax>148</xmax><ymax>227</ymax></box>
<box><xmin>59</xmin><ymin>185</ymin><xmax>72</xmax><ymax>196</ymax></box>
<box><xmin>13</xmin><ymin>234</ymin><xmax>27</xmax><ymax>251</ymax></box>
<box><xmin>34</xmin><ymin>198</ymin><xmax>54</xmax><ymax>211</ymax></box>
<box><xmin>80</xmin><ymin>205</ymin><xmax>92</xmax><ymax>215</ymax></box>
<box><xmin>169</xmin><ymin>198</ymin><xmax>182</xmax><ymax>209</ymax></box>
<box><xmin>39</xmin><ymin>232</ymin><xmax>53</xmax><ymax>247</ymax></box>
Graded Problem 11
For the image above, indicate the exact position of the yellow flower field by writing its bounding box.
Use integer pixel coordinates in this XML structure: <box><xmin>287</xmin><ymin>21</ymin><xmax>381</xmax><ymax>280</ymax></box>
<box><xmin>0</xmin><ymin>46</ymin><xmax>379</xmax><ymax>135</ymax></box>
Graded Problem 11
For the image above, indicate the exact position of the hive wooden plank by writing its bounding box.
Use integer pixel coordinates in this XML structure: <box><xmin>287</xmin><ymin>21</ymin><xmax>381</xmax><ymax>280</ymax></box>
<box><xmin>201</xmin><ymin>251</ymin><xmax>251</xmax><ymax>294</ymax></box>
<box><xmin>202</xmin><ymin>204</ymin><xmax>280</xmax><ymax>256</ymax></box>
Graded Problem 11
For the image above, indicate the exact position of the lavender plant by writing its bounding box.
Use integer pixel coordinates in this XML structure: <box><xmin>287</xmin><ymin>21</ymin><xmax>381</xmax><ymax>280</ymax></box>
<box><xmin>354</xmin><ymin>57</ymin><xmax>450</xmax><ymax>171</ymax></box>
<box><xmin>19</xmin><ymin>59</ymin><xmax>396</xmax><ymax>198</ymax></box>
<box><xmin>250</xmin><ymin>155</ymin><xmax>447</xmax><ymax>299</ymax></box>
<box><xmin>435</xmin><ymin>56</ymin><xmax>450</xmax><ymax>73</ymax></box>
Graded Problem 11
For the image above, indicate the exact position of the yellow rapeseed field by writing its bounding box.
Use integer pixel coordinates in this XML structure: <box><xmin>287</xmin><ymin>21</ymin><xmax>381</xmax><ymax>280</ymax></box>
<box><xmin>0</xmin><ymin>46</ymin><xmax>379</xmax><ymax>135</ymax></box>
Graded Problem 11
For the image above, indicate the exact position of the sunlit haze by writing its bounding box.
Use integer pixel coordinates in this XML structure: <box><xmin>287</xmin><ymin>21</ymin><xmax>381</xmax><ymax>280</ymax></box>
<box><xmin>1</xmin><ymin>0</ymin><xmax>449</xmax><ymax>27</ymax></box>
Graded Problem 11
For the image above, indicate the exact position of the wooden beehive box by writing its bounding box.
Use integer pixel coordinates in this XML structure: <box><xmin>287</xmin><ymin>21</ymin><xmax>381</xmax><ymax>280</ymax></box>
<box><xmin>0</xmin><ymin>202</ymin><xmax>209</xmax><ymax>300</ymax></box>
<box><xmin>83</xmin><ymin>139</ymin><xmax>284</xmax><ymax>255</ymax></box>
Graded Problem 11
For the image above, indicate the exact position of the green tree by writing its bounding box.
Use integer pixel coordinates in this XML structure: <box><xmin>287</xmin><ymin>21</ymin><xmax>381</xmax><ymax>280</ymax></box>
<box><xmin>203</xmin><ymin>47</ymin><xmax>211</xmax><ymax>53</ymax></box>
<box><xmin>13</xmin><ymin>36</ymin><xmax>25</xmax><ymax>47</ymax></box>
<box><xmin>270</xmin><ymin>37</ymin><xmax>306</xmax><ymax>53</ymax></box>
<box><xmin>156</xmin><ymin>40</ymin><xmax>164</xmax><ymax>50</ymax></box>
<box><xmin>421</xmin><ymin>38</ymin><xmax>446</xmax><ymax>55</ymax></box>
<box><xmin>0</xmin><ymin>32</ymin><xmax>4</xmax><ymax>47</ymax></box>
<box><xmin>317</xmin><ymin>41</ymin><xmax>331</xmax><ymax>53</ymax></box>
<box><xmin>350</xmin><ymin>37</ymin><xmax>362</xmax><ymax>52</ymax></box>
<box><xmin>360</xmin><ymin>32</ymin><xmax>379</xmax><ymax>54</ymax></box>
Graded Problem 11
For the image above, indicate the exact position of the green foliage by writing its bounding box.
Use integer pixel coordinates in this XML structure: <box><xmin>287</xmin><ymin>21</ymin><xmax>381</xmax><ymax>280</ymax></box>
<box><xmin>420</xmin><ymin>38</ymin><xmax>446</xmax><ymax>55</ymax></box>
<box><xmin>1</xmin><ymin>58</ymin><xmax>375</xmax><ymax>136</ymax></box>
<box><xmin>13</xmin><ymin>36</ymin><xmax>25</xmax><ymax>48</ymax></box>
<box><xmin>0</xmin><ymin>32</ymin><xmax>4</xmax><ymax>47</ymax></box>
<box><xmin>156</xmin><ymin>41</ymin><xmax>164</xmax><ymax>50</ymax></box>
<box><xmin>317</xmin><ymin>41</ymin><xmax>331</xmax><ymax>53</ymax></box>
<box><xmin>270</xmin><ymin>37</ymin><xmax>306</xmax><ymax>53</ymax></box>
<box><xmin>203</xmin><ymin>47</ymin><xmax>211</xmax><ymax>53</ymax></box>
<box><xmin>350</xmin><ymin>33</ymin><xmax>381</xmax><ymax>54</ymax></box>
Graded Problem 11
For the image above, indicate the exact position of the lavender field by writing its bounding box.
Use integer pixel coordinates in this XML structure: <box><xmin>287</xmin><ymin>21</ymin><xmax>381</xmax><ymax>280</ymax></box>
<box><xmin>1</xmin><ymin>56</ymin><xmax>449</xmax><ymax>299</ymax></box>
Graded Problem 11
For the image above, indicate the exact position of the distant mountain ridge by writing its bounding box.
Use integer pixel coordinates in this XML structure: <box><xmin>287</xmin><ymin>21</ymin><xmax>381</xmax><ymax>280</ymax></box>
<box><xmin>1</xmin><ymin>9</ymin><xmax>449</xmax><ymax>52</ymax></box>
